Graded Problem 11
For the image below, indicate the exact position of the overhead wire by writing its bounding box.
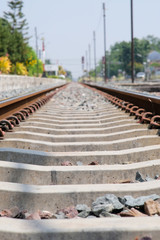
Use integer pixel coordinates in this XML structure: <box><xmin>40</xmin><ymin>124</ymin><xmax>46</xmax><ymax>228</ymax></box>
<box><xmin>84</xmin><ymin>5</ymin><xmax>104</xmax><ymax>71</ymax></box>
<box><xmin>52</xmin><ymin>3</ymin><xmax>107</xmax><ymax>77</ymax></box>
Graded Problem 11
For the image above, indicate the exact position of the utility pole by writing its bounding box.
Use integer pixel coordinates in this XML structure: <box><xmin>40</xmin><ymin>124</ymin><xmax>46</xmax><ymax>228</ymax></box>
<box><xmin>35</xmin><ymin>27</ymin><xmax>39</xmax><ymax>77</ymax></box>
<box><xmin>81</xmin><ymin>56</ymin><xmax>85</xmax><ymax>76</ymax></box>
<box><xmin>93</xmin><ymin>31</ymin><xmax>97</xmax><ymax>82</ymax></box>
<box><xmin>103</xmin><ymin>2</ymin><xmax>107</xmax><ymax>82</ymax></box>
<box><xmin>88</xmin><ymin>44</ymin><xmax>91</xmax><ymax>73</ymax></box>
<box><xmin>85</xmin><ymin>50</ymin><xmax>88</xmax><ymax>78</ymax></box>
<box><xmin>42</xmin><ymin>37</ymin><xmax>46</xmax><ymax>77</ymax></box>
<box><xmin>131</xmin><ymin>0</ymin><xmax>134</xmax><ymax>83</ymax></box>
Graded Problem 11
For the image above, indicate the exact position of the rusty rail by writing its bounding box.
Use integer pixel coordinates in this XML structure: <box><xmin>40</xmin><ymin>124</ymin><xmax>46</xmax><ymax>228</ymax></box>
<box><xmin>83</xmin><ymin>83</ymin><xmax>160</xmax><ymax>129</ymax></box>
<box><xmin>0</xmin><ymin>84</ymin><xmax>67</xmax><ymax>137</ymax></box>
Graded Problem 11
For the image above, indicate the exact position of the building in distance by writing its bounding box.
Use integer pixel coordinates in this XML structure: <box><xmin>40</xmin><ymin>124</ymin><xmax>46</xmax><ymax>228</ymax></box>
<box><xmin>45</xmin><ymin>64</ymin><xmax>58</xmax><ymax>76</ymax></box>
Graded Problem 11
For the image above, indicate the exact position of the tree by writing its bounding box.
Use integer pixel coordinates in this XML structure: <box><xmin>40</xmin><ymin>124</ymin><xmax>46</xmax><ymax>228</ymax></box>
<box><xmin>0</xmin><ymin>17</ymin><xmax>26</xmax><ymax>64</ymax></box>
<box><xmin>0</xmin><ymin>56</ymin><xmax>12</xmax><ymax>74</ymax></box>
<box><xmin>108</xmin><ymin>38</ymin><xmax>152</xmax><ymax>76</ymax></box>
<box><xmin>134</xmin><ymin>38</ymin><xmax>151</xmax><ymax>64</ymax></box>
<box><xmin>8</xmin><ymin>29</ymin><xmax>27</xmax><ymax>64</ymax></box>
<box><xmin>58</xmin><ymin>65</ymin><xmax>66</xmax><ymax>76</ymax></box>
<box><xmin>45</xmin><ymin>59</ymin><xmax>51</xmax><ymax>65</ymax></box>
<box><xmin>3</xmin><ymin>0</ymin><xmax>29</xmax><ymax>65</ymax></box>
<box><xmin>145</xmin><ymin>35</ymin><xmax>160</xmax><ymax>51</ymax></box>
<box><xmin>0</xmin><ymin>1</ymin><xmax>43</xmax><ymax>77</ymax></box>
<box><xmin>25</xmin><ymin>46</ymin><xmax>43</xmax><ymax>76</ymax></box>
<box><xmin>0</xmin><ymin>18</ymin><xmax>11</xmax><ymax>57</ymax></box>
<box><xmin>4</xmin><ymin>0</ymin><xmax>28</xmax><ymax>38</ymax></box>
<box><xmin>90</xmin><ymin>37</ymin><xmax>153</xmax><ymax>78</ymax></box>
<box><xmin>65</xmin><ymin>70</ymin><xmax>72</xmax><ymax>80</ymax></box>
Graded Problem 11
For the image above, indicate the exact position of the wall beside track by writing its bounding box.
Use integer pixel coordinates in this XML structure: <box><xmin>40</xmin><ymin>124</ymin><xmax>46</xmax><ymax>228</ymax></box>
<box><xmin>0</xmin><ymin>75</ymin><xmax>66</xmax><ymax>91</ymax></box>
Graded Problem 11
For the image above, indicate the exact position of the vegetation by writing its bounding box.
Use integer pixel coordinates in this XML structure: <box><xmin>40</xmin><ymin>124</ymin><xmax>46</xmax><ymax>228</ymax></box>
<box><xmin>0</xmin><ymin>0</ymin><xmax>43</xmax><ymax>76</ymax></box>
<box><xmin>0</xmin><ymin>18</ymin><xmax>11</xmax><ymax>57</ymax></box>
<box><xmin>13</xmin><ymin>62</ymin><xmax>28</xmax><ymax>75</ymax></box>
<box><xmin>3</xmin><ymin>0</ymin><xmax>29</xmax><ymax>64</ymax></box>
<box><xmin>89</xmin><ymin>35</ymin><xmax>160</xmax><ymax>79</ymax></box>
<box><xmin>0</xmin><ymin>56</ymin><xmax>11</xmax><ymax>73</ymax></box>
<box><xmin>0</xmin><ymin>0</ymin><xmax>71</xmax><ymax>78</ymax></box>
<box><xmin>65</xmin><ymin>70</ymin><xmax>72</xmax><ymax>80</ymax></box>
<box><xmin>25</xmin><ymin>46</ymin><xmax>43</xmax><ymax>76</ymax></box>
<box><xmin>58</xmin><ymin>65</ymin><xmax>66</xmax><ymax>76</ymax></box>
<box><xmin>4</xmin><ymin>0</ymin><xmax>29</xmax><ymax>39</ymax></box>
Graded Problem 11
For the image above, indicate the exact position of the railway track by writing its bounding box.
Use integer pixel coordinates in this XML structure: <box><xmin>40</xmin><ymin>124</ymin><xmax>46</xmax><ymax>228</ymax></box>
<box><xmin>0</xmin><ymin>82</ymin><xmax>160</xmax><ymax>239</ymax></box>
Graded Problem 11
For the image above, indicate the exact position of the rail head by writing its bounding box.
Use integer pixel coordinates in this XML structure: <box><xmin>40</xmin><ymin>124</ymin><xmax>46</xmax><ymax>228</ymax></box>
<box><xmin>0</xmin><ymin>84</ymin><xmax>67</xmax><ymax>137</ymax></box>
<box><xmin>82</xmin><ymin>82</ymin><xmax>160</xmax><ymax>129</ymax></box>
<box><xmin>0</xmin><ymin>84</ymin><xmax>66</xmax><ymax>109</ymax></box>
<box><xmin>84</xmin><ymin>83</ymin><xmax>160</xmax><ymax>115</ymax></box>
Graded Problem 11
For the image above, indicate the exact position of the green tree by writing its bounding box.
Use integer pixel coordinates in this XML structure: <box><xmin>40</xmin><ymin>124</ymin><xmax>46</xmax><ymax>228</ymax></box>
<box><xmin>145</xmin><ymin>35</ymin><xmax>160</xmax><ymax>51</ymax></box>
<box><xmin>108</xmin><ymin>38</ymin><xmax>151</xmax><ymax>76</ymax></box>
<box><xmin>25</xmin><ymin>46</ymin><xmax>43</xmax><ymax>76</ymax></box>
<box><xmin>4</xmin><ymin>0</ymin><xmax>28</xmax><ymax>38</ymax></box>
<box><xmin>0</xmin><ymin>18</ymin><xmax>11</xmax><ymax>57</ymax></box>
<box><xmin>0</xmin><ymin>17</ymin><xmax>26</xmax><ymax>64</ymax></box>
<box><xmin>8</xmin><ymin>29</ymin><xmax>27</xmax><ymax>64</ymax></box>
<box><xmin>65</xmin><ymin>70</ymin><xmax>72</xmax><ymax>80</ymax></box>
<box><xmin>45</xmin><ymin>59</ymin><xmax>51</xmax><ymax>65</ymax></box>
<box><xmin>4</xmin><ymin>0</ymin><xmax>29</xmax><ymax>65</ymax></box>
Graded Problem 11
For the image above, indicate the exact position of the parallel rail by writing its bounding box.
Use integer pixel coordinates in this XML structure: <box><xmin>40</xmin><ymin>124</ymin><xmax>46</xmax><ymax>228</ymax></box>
<box><xmin>84</xmin><ymin>83</ymin><xmax>160</xmax><ymax>129</ymax></box>
<box><xmin>84</xmin><ymin>83</ymin><xmax>160</xmax><ymax>113</ymax></box>
<box><xmin>0</xmin><ymin>84</ymin><xmax>67</xmax><ymax>136</ymax></box>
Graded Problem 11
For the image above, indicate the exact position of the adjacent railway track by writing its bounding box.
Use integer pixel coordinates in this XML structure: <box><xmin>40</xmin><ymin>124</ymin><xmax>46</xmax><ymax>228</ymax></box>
<box><xmin>0</xmin><ymin>84</ymin><xmax>67</xmax><ymax>137</ymax></box>
<box><xmin>0</xmin><ymin>82</ymin><xmax>160</xmax><ymax>239</ymax></box>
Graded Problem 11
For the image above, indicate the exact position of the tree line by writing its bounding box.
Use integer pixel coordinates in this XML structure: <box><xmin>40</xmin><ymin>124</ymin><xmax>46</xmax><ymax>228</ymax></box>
<box><xmin>0</xmin><ymin>0</ymin><xmax>43</xmax><ymax>76</ymax></box>
<box><xmin>89</xmin><ymin>35</ymin><xmax>160</xmax><ymax>78</ymax></box>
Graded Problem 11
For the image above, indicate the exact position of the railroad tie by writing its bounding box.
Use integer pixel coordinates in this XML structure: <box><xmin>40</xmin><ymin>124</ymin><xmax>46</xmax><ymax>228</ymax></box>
<box><xmin>0</xmin><ymin>82</ymin><xmax>159</xmax><ymax>240</ymax></box>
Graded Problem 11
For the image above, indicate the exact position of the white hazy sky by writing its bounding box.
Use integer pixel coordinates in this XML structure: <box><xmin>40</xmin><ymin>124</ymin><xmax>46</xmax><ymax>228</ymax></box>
<box><xmin>1</xmin><ymin>0</ymin><xmax>160</xmax><ymax>78</ymax></box>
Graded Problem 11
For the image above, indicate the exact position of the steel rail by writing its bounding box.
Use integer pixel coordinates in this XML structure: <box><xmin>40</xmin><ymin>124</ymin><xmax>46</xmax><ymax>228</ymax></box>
<box><xmin>83</xmin><ymin>83</ymin><xmax>160</xmax><ymax>129</ymax></box>
<box><xmin>0</xmin><ymin>83</ymin><xmax>67</xmax><ymax>137</ymax></box>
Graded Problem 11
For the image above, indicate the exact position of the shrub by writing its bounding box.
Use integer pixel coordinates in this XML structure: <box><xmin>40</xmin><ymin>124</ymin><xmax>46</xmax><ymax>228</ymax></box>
<box><xmin>25</xmin><ymin>46</ymin><xmax>43</xmax><ymax>76</ymax></box>
<box><xmin>0</xmin><ymin>56</ymin><xmax>11</xmax><ymax>74</ymax></box>
<box><xmin>14</xmin><ymin>62</ymin><xmax>28</xmax><ymax>75</ymax></box>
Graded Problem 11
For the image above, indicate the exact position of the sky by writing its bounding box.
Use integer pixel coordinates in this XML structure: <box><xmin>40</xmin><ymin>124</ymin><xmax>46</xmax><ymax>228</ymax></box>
<box><xmin>1</xmin><ymin>0</ymin><xmax>160</xmax><ymax>79</ymax></box>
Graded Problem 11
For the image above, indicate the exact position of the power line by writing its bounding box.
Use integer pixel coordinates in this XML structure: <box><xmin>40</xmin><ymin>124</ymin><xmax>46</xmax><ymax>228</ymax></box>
<box><xmin>83</xmin><ymin>4</ymin><xmax>104</xmax><ymax>78</ymax></box>
<box><xmin>96</xmin><ymin>8</ymin><xmax>103</xmax><ymax>32</ymax></box>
